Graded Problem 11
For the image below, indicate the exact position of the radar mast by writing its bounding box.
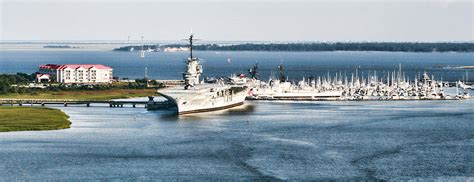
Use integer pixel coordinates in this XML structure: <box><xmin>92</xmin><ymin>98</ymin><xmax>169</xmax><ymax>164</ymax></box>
<box><xmin>182</xmin><ymin>33</ymin><xmax>203</xmax><ymax>89</ymax></box>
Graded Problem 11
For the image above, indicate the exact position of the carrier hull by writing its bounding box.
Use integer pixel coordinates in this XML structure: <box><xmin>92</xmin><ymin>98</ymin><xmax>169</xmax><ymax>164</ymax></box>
<box><xmin>159</xmin><ymin>84</ymin><xmax>248</xmax><ymax>115</ymax></box>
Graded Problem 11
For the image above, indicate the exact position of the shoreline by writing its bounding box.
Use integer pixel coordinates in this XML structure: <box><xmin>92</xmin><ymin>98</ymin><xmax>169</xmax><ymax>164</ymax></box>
<box><xmin>0</xmin><ymin>106</ymin><xmax>71</xmax><ymax>132</ymax></box>
<box><xmin>0</xmin><ymin>88</ymin><xmax>157</xmax><ymax>101</ymax></box>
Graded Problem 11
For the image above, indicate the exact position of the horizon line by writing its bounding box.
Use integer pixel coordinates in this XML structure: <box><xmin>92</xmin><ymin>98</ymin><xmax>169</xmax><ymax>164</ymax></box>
<box><xmin>1</xmin><ymin>40</ymin><xmax>473</xmax><ymax>44</ymax></box>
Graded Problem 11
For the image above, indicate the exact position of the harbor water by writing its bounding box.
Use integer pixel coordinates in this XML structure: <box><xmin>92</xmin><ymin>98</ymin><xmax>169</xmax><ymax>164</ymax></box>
<box><xmin>0</xmin><ymin>51</ymin><xmax>473</xmax><ymax>82</ymax></box>
<box><xmin>0</xmin><ymin>99</ymin><xmax>473</xmax><ymax>180</ymax></box>
<box><xmin>0</xmin><ymin>50</ymin><xmax>473</xmax><ymax>180</ymax></box>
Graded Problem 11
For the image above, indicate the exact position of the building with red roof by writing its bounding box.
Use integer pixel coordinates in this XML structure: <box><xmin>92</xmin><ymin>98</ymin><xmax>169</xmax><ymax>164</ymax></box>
<box><xmin>38</xmin><ymin>64</ymin><xmax>113</xmax><ymax>84</ymax></box>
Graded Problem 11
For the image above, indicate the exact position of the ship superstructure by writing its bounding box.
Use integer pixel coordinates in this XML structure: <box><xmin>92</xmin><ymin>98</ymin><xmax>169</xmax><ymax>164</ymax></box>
<box><xmin>182</xmin><ymin>34</ymin><xmax>203</xmax><ymax>89</ymax></box>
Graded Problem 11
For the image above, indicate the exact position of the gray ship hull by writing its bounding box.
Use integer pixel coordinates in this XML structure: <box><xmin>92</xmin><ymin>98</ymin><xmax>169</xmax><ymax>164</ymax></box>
<box><xmin>157</xmin><ymin>84</ymin><xmax>248</xmax><ymax>115</ymax></box>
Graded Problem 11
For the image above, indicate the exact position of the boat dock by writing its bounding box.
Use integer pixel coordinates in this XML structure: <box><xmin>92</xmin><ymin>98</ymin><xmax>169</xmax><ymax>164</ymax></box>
<box><xmin>0</xmin><ymin>98</ymin><xmax>170</xmax><ymax>108</ymax></box>
<box><xmin>245</xmin><ymin>96</ymin><xmax>465</xmax><ymax>101</ymax></box>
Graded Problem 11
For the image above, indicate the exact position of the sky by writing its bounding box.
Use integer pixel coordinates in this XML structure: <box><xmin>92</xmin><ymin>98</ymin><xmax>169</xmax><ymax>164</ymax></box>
<box><xmin>1</xmin><ymin>0</ymin><xmax>473</xmax><ymax>42</ymax></box>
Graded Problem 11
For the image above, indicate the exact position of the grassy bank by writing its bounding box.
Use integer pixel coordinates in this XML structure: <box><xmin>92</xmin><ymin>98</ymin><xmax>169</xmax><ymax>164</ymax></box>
<box><xmin>0</xmin><ymin>107</ymin><xmax>71</xmax><ymax>132</ymax></box>
<box><xmin>0</xmin><ymin>88</ymin><xmax>157</xmax><ymax>101</ymax></box>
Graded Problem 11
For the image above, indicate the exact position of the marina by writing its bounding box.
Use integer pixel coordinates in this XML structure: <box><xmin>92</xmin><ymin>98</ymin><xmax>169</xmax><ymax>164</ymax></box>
<box><xmin>248</xmin><ymin>65</ymin><xmax>472</xmax><ymax>101</ymax></box>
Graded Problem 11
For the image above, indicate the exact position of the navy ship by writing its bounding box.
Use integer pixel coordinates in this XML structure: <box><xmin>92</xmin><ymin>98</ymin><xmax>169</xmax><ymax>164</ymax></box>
<box><xmin>149</xmin><ymin>34</ymin><xmax>248</xmax><ymax>114</ymax></box>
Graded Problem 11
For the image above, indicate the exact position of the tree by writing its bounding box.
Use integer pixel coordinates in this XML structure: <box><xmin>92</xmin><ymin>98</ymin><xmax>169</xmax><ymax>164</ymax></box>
<box><xmin>0</xmin><ymin>81</ymin><xmax>10</xmax><ymax>94</ymax></box>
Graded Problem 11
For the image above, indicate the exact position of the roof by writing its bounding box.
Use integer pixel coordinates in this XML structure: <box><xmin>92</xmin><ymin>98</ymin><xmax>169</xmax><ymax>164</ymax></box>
<box><xmin>39</xmin><ymin>64</ymin><xmax>61</xmax><ymax>70</ymax></box>
<box><xmin>36</xmin><ymin>74</ymin><xmax>50</xmax><ymax>78</ymax></box>
<box><xmin>39</xmin><ymin>64</ymin><xmax>112</xmax><ymax>70</ymax></box>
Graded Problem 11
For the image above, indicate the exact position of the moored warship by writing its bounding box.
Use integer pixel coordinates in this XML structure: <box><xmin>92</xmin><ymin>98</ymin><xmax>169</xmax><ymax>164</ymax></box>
<box><xmin>148</xmin><ymin>34</ymin><xmax>248</xmax><ymax>114</ymax></box>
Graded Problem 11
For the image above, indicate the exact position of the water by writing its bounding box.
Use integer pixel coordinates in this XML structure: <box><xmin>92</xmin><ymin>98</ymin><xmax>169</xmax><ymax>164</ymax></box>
<box><xmin>0</xmin><ymin>51</ymin><xmax>473</xmax><ymax>81</ymax></box>
<box><xmin>1</xmin><ymin>50</ymin><xmax>473</xmax><ymax>180</ymax></box>
<box><xmin>0</xmin><ymin>100</ymin><xmax>473</xmax><ymax>180</ymax></box>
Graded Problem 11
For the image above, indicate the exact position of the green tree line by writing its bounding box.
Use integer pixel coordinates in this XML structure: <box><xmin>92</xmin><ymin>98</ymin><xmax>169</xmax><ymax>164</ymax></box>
<box><xmin>0</xmin><ymin>73</ymin><xmax>36</xmax><ymax>94</ymax></box>
<box><xmin>0</xmin><ymin>73</ymin><xmax>159</xmax><ymax>95</ymax></box>
<box><xmin>114</xmin><ymin>42</ymin><xmax>474</xmax><ymax>52</ymax></box>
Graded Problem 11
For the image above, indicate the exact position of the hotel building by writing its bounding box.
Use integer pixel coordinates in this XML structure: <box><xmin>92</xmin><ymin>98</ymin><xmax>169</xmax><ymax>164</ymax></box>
<box><xmin>38</xmin><ymin>64</ymin><xmax>113</xmax><ymax>84</ymax></box>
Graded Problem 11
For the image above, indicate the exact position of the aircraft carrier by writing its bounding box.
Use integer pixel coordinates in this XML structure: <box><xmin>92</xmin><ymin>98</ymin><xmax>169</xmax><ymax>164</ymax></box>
<box><xmin>148</xmin><ymin>34</ymin><xmax>248</xmax><ymax>114</ymax></box>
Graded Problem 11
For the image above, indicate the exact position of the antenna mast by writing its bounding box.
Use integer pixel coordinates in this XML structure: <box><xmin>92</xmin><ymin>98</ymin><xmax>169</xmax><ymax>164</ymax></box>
<box><xmin>189</xmin><ymin>33</ymin><xmax>194</xmax><ymax>59</ymax></box>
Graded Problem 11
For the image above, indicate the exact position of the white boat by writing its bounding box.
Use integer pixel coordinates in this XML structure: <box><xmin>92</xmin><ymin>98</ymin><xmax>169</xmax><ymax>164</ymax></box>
<box><xmin>250</xmin><ymin>81</ymin><xmax>343</xmax><ymax>100</ymax></box>
<box><xmin>248</xmin><ymin>65</ymin><xmax>343</xmax><ymax>100</ymax></box>
<box><xmin>148</xmin><ymin>34</ymin><xmax>248</xmax><ymax>114</ymax></box>
<box><xmin>458</xmin><ymin>81</ymin><xmax>472</xmax><ymax>90</ymax></box>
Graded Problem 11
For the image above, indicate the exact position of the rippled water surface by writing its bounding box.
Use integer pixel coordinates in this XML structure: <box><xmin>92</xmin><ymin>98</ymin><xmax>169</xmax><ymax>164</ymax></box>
<box><xmin>0</xmin><ymin>51</ymin><xmax>473</xmax><ymax>81</ymax></box>
<box><xmin>1</xmin><ymin>99</ymin><xmax>473</xmax><ymax>180</ymax></box>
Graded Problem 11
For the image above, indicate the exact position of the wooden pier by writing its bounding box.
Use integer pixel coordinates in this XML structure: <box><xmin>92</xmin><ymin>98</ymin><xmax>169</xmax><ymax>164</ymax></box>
<box><xmin>0</xmin><ymin>98</ymin><xmax>169</xmax><ymax>108</ymax></box>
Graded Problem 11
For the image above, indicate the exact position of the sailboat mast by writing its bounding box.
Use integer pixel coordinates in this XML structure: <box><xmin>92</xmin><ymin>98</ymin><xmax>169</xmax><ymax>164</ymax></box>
<box><xmin>140</xmin><ymin>36</ymin><xmax>145</xmax><ymax>58</ymax></box>
<box><xmin>141</xmin><ymin>36</ymin><xmax>144</xmax><ymax>51</ymax></box>
<box><xmin>189</xmin><ymin>34</ymin><xmax>193</xmax><ymax>59</ymax></box>
<box><xmin>144</xmin><ymin>67</ymin><xmax>148</xmax><ymax>80</ymax></box>
<box><xmin>466</xmin><ymin>70</ymin><xmax>469</xmax><ymax>83</ymax></box>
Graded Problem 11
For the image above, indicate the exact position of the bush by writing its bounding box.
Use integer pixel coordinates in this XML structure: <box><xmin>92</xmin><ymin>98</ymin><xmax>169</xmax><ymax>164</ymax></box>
<box><xmin>0</xmin><ymin>82</ymin><xmax>10</xmax><ymax>94</ymax></box>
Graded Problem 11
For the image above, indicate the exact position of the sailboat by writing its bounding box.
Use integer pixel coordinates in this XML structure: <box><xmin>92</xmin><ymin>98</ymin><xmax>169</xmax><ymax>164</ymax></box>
<box><xmin>140</xmin><ymin>36</ymin><xmax>145</xmax><ymax>58</ymax></box>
